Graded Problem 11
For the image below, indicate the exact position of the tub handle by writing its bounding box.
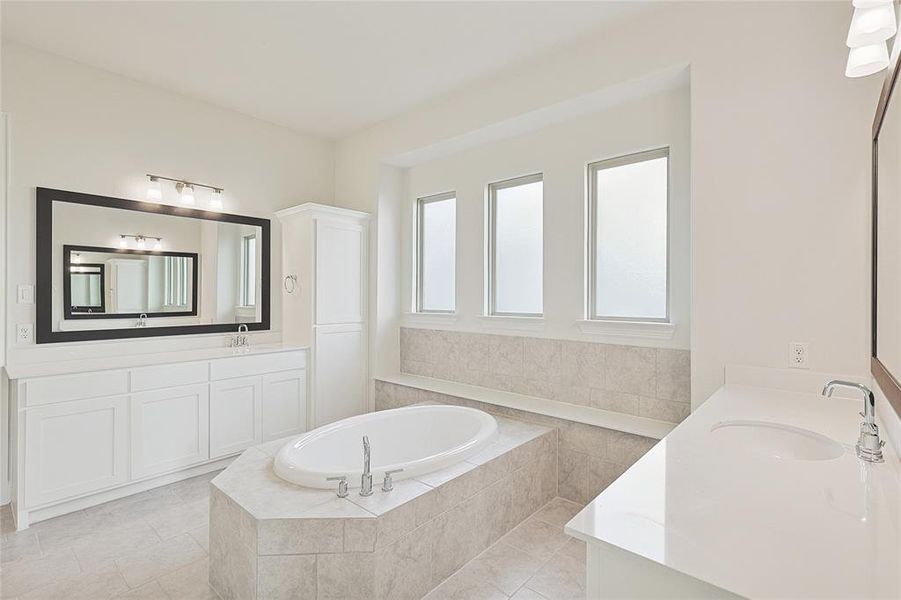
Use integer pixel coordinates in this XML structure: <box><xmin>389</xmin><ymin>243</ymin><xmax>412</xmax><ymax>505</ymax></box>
<box><xmin>326</xmin><ymin>476</ymin><xmax>349</xmax><ymax>498</ymax></box>
<box><xmin>382</xmin><ymin>468</ymin><xmax>404</xmax><ymax>492</ymax></box>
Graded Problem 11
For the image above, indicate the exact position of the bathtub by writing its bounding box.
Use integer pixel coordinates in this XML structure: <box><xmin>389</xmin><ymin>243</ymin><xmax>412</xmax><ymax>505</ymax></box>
<box><xmin>273</xmin><ymin>405</ymin><xmax>498</xmax><ymax>489</ymax></box>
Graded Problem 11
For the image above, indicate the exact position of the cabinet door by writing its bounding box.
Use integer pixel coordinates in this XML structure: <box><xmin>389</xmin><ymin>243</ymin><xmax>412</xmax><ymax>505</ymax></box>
<box><xmin>25</xmin><ymin>395</ymin><xmax>129</xmax><ymax>506</ymax></box>
<box><xmin>262</xmin><ymin>370</ymin><xmax>308</xmax><ymax>442</ymax></box>
<box><xmin>210</xmin><ymin>376</ymin><xmax>262</xmax><ymax>459</ymax></box>
<box><xmin>315</xmin><ymin>219</ymin><xmax>366</xmax><ymax>325</ymax></box>
<box><xmin>131</xmin><ymin>384</ymin><xmax>210</xmax><ymax>479</ymax></box>
<box><xmin>314</xmin><ymin>324</ymin><xmax>366</xmax><ymax>426</ymax></box>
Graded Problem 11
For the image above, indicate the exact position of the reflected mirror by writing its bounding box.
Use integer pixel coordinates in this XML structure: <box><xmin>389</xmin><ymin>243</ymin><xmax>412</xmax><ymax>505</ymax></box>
<box><xmin>37</xmin><ymin>188</ymin><xmax>270</xmax><ymax>343</ymax></box>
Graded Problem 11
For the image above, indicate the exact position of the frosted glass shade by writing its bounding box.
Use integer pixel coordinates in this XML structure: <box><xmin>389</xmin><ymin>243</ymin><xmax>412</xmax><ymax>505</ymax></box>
<box><xmin>846</xmin><ymin>42</ymin><xmax>890</xmax><ymax>77</ymax></box>
<box><xmin>853</xmin><ymin>0</ymin><xmax>892</xmax><ymax>9</ymax></box>
<box><xmin>847</xmin><ymin>4</ymin><xmax>897</xmax><ymax>47</ymax></box>
<box><xmin>146</xmin><ymin>177</ymin><xmax>162</xmax><ymax>201</ymax></box>
<box><xmin>180</xmin><ymin>184</ymin><xmax>195</xmax><ymax>205</ymax></box>
<box><xmin>209</xmin><ymin>189</ymin><xmax>224</xmax><ymax>210</ymax></box>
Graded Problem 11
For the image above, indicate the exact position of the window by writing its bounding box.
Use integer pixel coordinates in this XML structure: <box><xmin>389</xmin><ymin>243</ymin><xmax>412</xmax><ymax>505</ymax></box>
<box><xmin>164</xmin><ymin>256</ymin><xmax>189</xmax><ymax>307</ymax></box>
<box><xmin>588</xmin><ymin>147</ymin><xmax>668</xmax><ymax>321</ymax></box>
<box><xmin>241</xmin><ymin>234</ymin><xmax>257</xmax><ymax>307</ymax></box>
<box><xmin>416</xmin><ymin>192</ymin><xmax>456</xmax><ymax>312</ymax></box>
<box><xmin>488</xmin><ymin>173</ymin><xmax>543</xmax><ymax>316</ymax></box>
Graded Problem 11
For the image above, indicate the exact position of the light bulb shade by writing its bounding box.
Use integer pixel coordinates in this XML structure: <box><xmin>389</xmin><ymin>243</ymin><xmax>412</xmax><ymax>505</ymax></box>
<box><xmin>146</xmin><ymin>177</ymin><xmax>162</xmax><ymax>201</ymax></box>
<box><xmin>854</xmin><ymin>0</ymin><xmax>893</xmax><ymax>9</ymax></box>
<box><xmin>847</xmin><ymin>4</ymin><xmax>897</xmax><ymax>48</ymax></box>
<box><xmin>119</xmin><ymin>236</ymin><xmax>128</xmax><ymax>248</ymax></box>
<box><xmin>209</xmin><ymin>189</ymin><xmax>224</xmax><ymax>210</ymax></box>
<box><xmin>136</xmin><ymin>237</ymin><xmax>146</xmax><ymax>249</ymax></box>
<box><xmin>181</xmin><ymin>184</ymin><xmax>195</xmax><ymax>205</ymax></box>
<box><xmin>153</xmin><ymin>238</ymin><xmax>162</xmax><ymax>250</ymax></box>
<box><xmin>846</xmin><ymin>42</ymin><xmax>890</xmax><ymax>77</ymax></box>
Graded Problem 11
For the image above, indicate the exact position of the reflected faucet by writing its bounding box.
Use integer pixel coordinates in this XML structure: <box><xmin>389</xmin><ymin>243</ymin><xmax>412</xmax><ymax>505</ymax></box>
<box><xmin>136</xmin><ymin>313</ymin><xmax>147</xmax><ymax>328</ymax></box>
<box><xmin>822</xmin><ymin>380</ymin><xmax>885</xmax><ymax>463</ymax></box>
<box><xmin>360</xmin><ymin>436</ymin><xmax>373</xmax><ymax>497</ymax></box>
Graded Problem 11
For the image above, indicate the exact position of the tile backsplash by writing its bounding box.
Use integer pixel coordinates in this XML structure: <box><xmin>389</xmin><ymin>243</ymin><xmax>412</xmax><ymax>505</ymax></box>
<box><xmin>400</xmin><ymin>327</ymin><xmax>690</xmax><ymax>424</ymax></box>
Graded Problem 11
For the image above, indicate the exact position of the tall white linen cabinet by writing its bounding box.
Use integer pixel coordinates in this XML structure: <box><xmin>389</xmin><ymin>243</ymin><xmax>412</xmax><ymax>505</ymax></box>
<box><xmin>276</xmin><ymin>203</ymin><xmax>370</xmax><ymax>427</ymax></box>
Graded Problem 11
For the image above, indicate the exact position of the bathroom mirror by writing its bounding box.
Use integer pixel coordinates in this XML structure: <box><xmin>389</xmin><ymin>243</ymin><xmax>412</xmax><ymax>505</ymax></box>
<box><xmin>873</xmin><ymin>41</ymin><xmax>901</xmax><ymax>421</ymax></box>
<box><xmin>37</xmin><ymin>187</ymin><xmax>270</xmax><ymax>343</ymax></box>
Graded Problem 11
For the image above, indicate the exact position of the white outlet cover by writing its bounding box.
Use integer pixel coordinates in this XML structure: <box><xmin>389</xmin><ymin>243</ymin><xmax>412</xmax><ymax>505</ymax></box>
<box><xmin>789</xmin><ymin>342</ymin><xmax>809</xmax><ymax>369</ymax></box>
<box><xmin>16</xmin><ymin>323</ymin><xmax>33</xmax><ymax>343</ymax></box>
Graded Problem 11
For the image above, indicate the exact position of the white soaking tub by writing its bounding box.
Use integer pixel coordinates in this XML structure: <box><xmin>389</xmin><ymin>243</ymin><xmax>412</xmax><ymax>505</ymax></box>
<box><xmin>273</xmin><ymin>405</ymin><xmax>498</xmax><ymax>489</ymax></box>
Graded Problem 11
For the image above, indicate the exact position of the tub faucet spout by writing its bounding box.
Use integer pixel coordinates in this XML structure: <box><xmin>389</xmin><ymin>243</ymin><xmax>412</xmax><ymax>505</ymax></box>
<box><xmin>360</xmin><ymin>436</ymin><xmax>373</xmax><ymax>496</ymax></box>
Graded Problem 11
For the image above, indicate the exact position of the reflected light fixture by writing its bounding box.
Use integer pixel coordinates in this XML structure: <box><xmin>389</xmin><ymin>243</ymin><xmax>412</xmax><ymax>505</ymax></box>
<box><xmin>119</xmin><ymin>234</ymin><xmax>162</xmax><ymax>250</ymax></box>
<box><xmin>846</xmin><ymin>41</ymin><xmax>891</xmax><ymax>77</ymax></box>
<box><xmin>136</xmin><ymin>236</ymin><xmax>146</xmax><ymax>250</ymax></box>
<box><xmin>154</xmin><ymin>238</ymin><xmax>163</xmax><ymax>250</ymax></box>
<box><xmin>119</xmin><ymin>235</ymin><xmax>128</xmax><ymax>249</ymax></box>
<box><xmin>210</xmin><ymin>189</ymin><xmax>224</xmax><ymax>211</ymax></box>
<box><xmin>146</xmin><ymin>176</ymin><xmax>162</xmax><ymax>201</ymax></box>
<box><xmin>72</xmin><ymin>253</ymin><xmax>82</xmax><ymax>264</ymax></box>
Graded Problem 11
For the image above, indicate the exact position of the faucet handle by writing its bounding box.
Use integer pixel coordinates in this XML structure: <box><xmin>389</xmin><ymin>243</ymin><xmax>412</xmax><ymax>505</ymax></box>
<box><xmin>382</xmin><ymin>468</ymin><xmax>404</xmax><ymax>492</ymax></box>
<box><xmin>326</xmin><ymin>476</ymin><xmax>349</xmax><ymax>498</ymax></box>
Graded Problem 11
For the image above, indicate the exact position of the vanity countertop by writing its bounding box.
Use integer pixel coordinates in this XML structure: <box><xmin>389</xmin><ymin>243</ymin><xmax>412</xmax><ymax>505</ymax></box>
<box><xmin>565</xmin><ymin>384</ymin><xmax>901</xmax><ymax>599</ymax></box>
<box><xmin>3</xmin><ymin>343</ymin><xmax>309</xmax><ymax>379</ymax></box>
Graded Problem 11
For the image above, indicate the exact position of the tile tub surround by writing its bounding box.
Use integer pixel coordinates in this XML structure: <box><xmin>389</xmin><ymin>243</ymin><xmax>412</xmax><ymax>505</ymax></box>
<box><xmin>209</xmin><ymin>414</ymin><xmax>558</xmax><ymax>600</ymax></box>
<box><xmin>400</xmin><ymin>327</ymin><xmax>691</xmax><ymax>424</ymax></box>
<box><xmin>375</xmin><ymin>380</ymin><xmax>657</xmax><ymax>505</ymax></box>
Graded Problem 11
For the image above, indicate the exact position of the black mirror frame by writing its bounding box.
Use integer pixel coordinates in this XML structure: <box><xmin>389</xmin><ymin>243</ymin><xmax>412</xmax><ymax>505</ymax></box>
<box><xmin>871</xmin><ymin>41</ymin><xmax>901</xmax><ymax>422</ymax></box>
<box><xmin>36</xmin><ymin>187</ymin><xmax>271</xmax><ymax>344</ymax></box>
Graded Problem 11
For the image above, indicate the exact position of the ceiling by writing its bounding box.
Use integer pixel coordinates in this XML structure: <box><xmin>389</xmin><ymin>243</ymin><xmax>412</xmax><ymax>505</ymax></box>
<box><xmin>1</xmin><ymin>1</ymin><xmax>649</xmax><ymax>139</ymax></box>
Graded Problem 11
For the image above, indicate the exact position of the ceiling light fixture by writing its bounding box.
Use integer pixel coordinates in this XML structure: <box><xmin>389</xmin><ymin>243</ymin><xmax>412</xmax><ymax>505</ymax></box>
<box><xmin>145</xmin><ymin>174</ymin><xmax>225</xmax><ymax>210</ymax></box>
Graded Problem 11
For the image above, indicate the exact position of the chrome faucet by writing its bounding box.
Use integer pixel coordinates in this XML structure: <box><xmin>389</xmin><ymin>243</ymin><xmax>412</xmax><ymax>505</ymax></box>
<box><xmin>360</xmin><ymin>436</ymin><xmax>373</xmax><ymax>496</ymax></box>
<box><xmin>136</xmin><ymin>313</ymin><xmax>147</xmax><ymax>328</ymax></box>
<box><xmin>229</xmin><ymin>324</ymin><xmax>249</xmax><ymax>348</ymax></box>
<box><xmin>822</xmin><ymin>380</ymin><xmax>885</xmax><ymax>463</ymax></box>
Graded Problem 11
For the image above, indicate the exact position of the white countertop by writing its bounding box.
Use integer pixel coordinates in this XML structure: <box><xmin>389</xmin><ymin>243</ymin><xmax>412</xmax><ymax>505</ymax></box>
<box><xmin>3</xmin><ymin>343</ymin><xmax>309</xmax><ymax>379</ymax></box>
<box><xmin>565</xmin><ymin>384</ymin><xmax>901</xmax><ymax>599</ymax></box>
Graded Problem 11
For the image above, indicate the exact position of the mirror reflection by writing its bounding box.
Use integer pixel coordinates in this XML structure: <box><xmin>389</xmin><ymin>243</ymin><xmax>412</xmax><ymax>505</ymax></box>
<box><xmin>51</xmin><ymin>200</ymin><xmax>264</xmax><ymax>332</ymax></box>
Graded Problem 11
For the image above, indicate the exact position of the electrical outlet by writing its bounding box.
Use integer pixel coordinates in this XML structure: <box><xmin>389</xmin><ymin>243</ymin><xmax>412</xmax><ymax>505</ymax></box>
<box><xmin>789</xmin><ymin>342</ymin><xmax>809</xmax><ymax>369</ymax></box>
<box><xmin>16</xmin><ymin>324</ymin><xmax>33</xmax><ymax>344</ymax></box>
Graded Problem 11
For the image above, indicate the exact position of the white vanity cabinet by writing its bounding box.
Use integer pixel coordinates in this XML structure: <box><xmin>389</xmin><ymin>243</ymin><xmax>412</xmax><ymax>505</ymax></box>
<box><xmin>277</xmin><ymin>203</ymin><xmax>370</xmax><ymax>428</ymax></box>
<box><xmin>8</xmin><ymin>346</ymin><xmax>307</xmax><ymax>529</ymax></box>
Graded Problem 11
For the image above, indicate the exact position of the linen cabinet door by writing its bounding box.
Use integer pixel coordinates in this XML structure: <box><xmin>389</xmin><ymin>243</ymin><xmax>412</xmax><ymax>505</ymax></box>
<box><xmin>131</xmin><ymin>383</ymin><xmax>210</xmax><ymax>479</ymax></box>
<box><xmin>261</xmin><ymin>369</ymin><xmax>307</xmax><ymax>442</ymax></box>
<box><xmin>210</xmin><ymin>376</ymin><xmax>262</xmax><ymax>459</ymax></box>
<box><xmin>25</xmin><ymin>395</ymin><xmax>129</xmax><ymax>506</ymax></box>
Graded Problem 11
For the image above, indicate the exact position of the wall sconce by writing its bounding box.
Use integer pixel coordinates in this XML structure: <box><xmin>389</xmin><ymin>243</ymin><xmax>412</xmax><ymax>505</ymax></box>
<box><xmin>846</xmin><ymin>0</ymin><xmax>897</xmax><ymax>78</ymax></box>
<box><xmin>120</xmin><ymin>234</ymin><xmax>163</xmax><ymax>250</ymax></box>
<box><xmin>145</xmin><ymin>174</ymin><xmax>225</xmax><ymax>210</ymax></box>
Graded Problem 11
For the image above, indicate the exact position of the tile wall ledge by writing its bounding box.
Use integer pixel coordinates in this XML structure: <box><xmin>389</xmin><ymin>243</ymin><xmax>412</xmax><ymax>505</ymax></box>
<box><xmin>376</xmin><ymin>373</ymin><xmax>675</xmax><ymax>440</ymax></box>
<box><xmin>575</xmin><ymin>319</ymin><xmax>675</xmax><ymax>340</ymax></box>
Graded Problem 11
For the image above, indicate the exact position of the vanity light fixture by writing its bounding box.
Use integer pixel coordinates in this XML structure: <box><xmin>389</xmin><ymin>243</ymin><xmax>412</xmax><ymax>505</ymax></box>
<box><xmin>72</xmin><ymin>253</ymin><xmax>82</xmax><ymax>264</ymax></box>
<box><xmin>119</xmin><ymin>234</ymin><xmax>163</xmax><ymax>250</ymax></box>
<box><xmin>145</xmin><ymin>174</ymin><xmax>225</xmax><ymax>210</ymax></box>
<box><xmin>845</xmin><ymin>0</ymin><xmax>897</xmax><ymax>77</ymax></box>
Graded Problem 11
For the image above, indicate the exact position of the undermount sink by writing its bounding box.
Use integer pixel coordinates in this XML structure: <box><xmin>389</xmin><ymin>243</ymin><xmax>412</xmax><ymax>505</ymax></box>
<box><xmin>710</xmin><ymin>420</ymin><xmax>844</xmax><ymax>461</ymax></box>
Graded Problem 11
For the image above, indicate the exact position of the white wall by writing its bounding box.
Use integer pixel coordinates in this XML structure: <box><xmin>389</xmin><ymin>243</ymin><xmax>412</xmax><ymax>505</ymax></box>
<box><xmin>2</xmin><ymin>43</ymin><xmax>335</xmax><ymax>363</ymax></box>
<box><xmin>335</xmin><ymin>1</ymin><xmax>882</xmax><ymax>407</ymax></box>
<box><xmin>401</xmin><ymin>86</ymin><xmax>690</xmax><ymax>349</ymax></box>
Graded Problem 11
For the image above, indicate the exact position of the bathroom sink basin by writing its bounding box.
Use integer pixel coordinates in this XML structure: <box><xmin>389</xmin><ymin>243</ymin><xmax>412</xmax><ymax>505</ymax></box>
<box><xmin>710</xmin><ymin>420</ymin><xmax>844</xmax><ymax>461</ymax></box>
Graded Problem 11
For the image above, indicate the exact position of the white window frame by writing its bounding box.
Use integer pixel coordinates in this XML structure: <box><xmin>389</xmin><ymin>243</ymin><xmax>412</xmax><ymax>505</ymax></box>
<box><xmin>487</xmin><ymin>172</ymin><xmax>544</xmax><ymax>318</ymax></box>
<box><xmin>414</xmin><ymin>191</ymin><xmax>456</xmax><ymax>314</ymax></box>
<box><xmin>587</xmin><ymin>147</ymin><xmax>670</xmax><ymax>323</ymax></box>
<box><xmin>240</xmin><ymin>234</ymin><xmax>257</xmax><ymax>308</ymax></box>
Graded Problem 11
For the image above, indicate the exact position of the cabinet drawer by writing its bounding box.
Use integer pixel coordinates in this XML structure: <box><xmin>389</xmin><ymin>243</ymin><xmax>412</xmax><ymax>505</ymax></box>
<box><xmin>24</xmin><ymin>371</ymin><xmax>129</xmax><ymax>407</ymax></box>
<box><xmin>131</xmin><ymin>362</ymin><xmax>209</xmax><ymax>392</ymax></box>
<box><xmin>210</xmin><ymin>351</ymin><xmax>305</xmax><ymax>381</ymax></box>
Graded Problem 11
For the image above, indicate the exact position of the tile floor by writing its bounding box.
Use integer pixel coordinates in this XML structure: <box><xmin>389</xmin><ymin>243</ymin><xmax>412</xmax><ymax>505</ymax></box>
<box><xmin>1</xmin><ymin>473</ymin><xmax>585</xmax><ymax>600</ymax></box>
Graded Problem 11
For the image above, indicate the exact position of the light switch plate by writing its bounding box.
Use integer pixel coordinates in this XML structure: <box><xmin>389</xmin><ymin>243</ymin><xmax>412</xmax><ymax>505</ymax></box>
<box><xmin>17</xmin><ymin>284</ymin><xmax>34</xmax><ymax>304</ymax></box>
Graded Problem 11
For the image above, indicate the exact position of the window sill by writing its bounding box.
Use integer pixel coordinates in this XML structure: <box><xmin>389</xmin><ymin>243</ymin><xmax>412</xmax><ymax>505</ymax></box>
<box><xmin>576</xmin><ymin>319</ymin><xmax>675</xmax><ymax>340</ymax></box>
<box><xmin>402</xmin><ymin>312</ymin><xmax>459</xmax><ymax>328</ymax></box>
<box><xmin>478</xmin><ymin>315</ymin><xmax>546</xmax><ymax>333</ymax></box>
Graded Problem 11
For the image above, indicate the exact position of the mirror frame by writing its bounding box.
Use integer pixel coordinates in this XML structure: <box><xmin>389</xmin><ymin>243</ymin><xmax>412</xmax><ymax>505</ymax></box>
<box><xmin>871</xmin><ymin>39</ymin><xmax>901</xmax><ymax>421</ymax></box>
<box><xmin>36</xmin><ymin>187</ymin><xmax>271</xmax><ymax>343</ymax></box>
<box><xmin>63</xmin><ymin>244</ymin><xmax>199</xmax><ymax>320</ymax></box>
